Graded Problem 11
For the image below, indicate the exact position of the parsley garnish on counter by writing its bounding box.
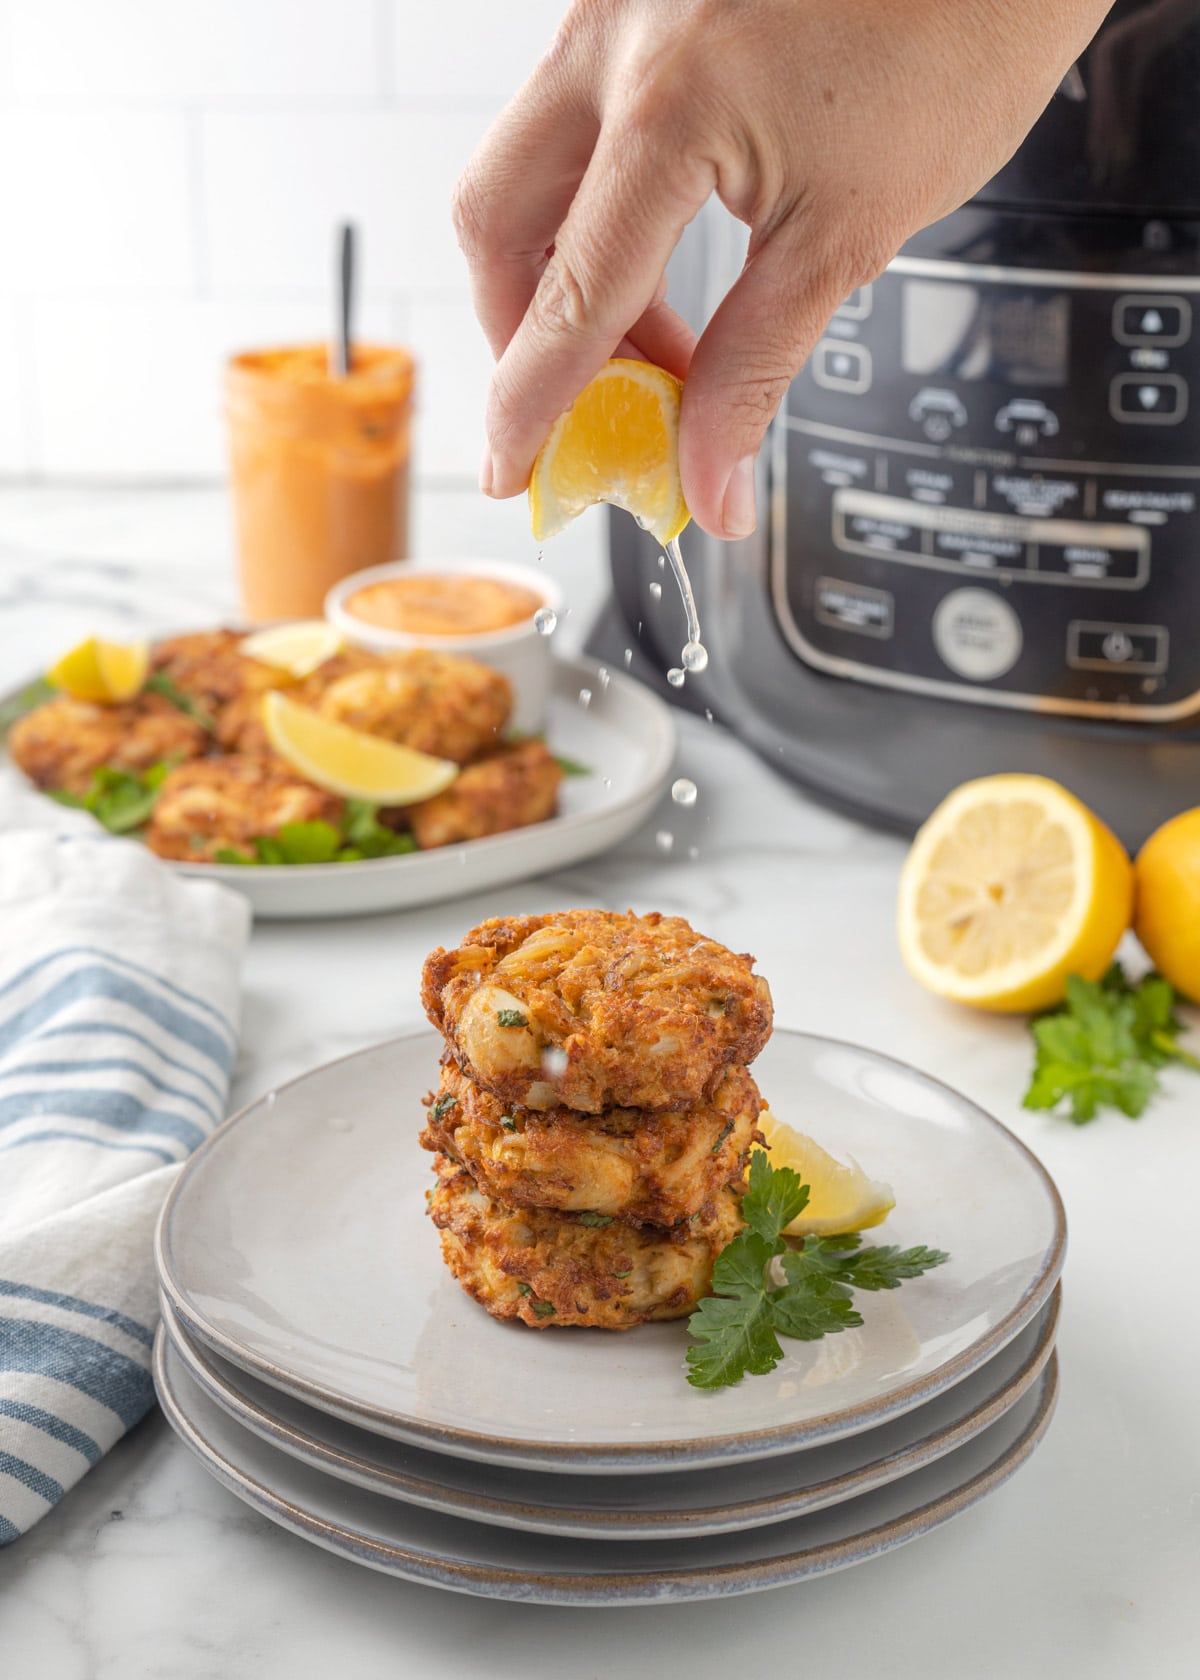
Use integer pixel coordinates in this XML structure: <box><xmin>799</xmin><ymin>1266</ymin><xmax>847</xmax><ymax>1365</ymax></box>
<box><xmin>51</xmin><ymin>762</ymin><xmax>171</xmax><ymax>834</ymax></box>
<box><xmin>1023</xmin><ymin>962</ymin><xmax>1200</xmax><ymax>1123</ymax></box>
<box><xmin>686</xmin><ymin>1150</ymin><xmax>948</xmax><ymax>1390</ymax></box>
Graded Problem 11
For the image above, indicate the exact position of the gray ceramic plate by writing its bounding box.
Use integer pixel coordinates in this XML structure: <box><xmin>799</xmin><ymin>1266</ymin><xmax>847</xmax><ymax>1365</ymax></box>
<box><xmin>154</xmin><ymin>1329</ymin><xmax>1059</xmax><ymax>1605</ymax></box>
<box><xmin>159</xmin><ymin>1285</ymin><xmax>1060</xmax><ymax>1540</ymax></box>
<box><xmin>0</xmin><ymin>656</ymin><xmax>675</xmax><ymax>919</ymax></box>
<box><xmin>156</xmin><ymin>1028</ymin><xmax>1067</xmax><ymax>1473</ymax></box>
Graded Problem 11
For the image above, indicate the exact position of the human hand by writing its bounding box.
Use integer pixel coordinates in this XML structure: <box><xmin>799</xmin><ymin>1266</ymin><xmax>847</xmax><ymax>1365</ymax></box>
<box><xmin>454</xmin><ymin>0</ymin><xmax>1110</xmax><ymax>538</ymax></box>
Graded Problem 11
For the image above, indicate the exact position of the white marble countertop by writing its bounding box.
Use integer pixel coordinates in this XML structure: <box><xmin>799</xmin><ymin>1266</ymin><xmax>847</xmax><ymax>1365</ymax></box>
<box><xmin>0</xmin><ymin>486</ymin><xmax>1197</xmax><ymax>1677</ymax></box>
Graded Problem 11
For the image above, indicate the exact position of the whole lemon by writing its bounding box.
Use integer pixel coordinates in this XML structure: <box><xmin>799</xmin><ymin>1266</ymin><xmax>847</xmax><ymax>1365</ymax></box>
<box><xmin>1134</xmin><ymin>808</ymin><xmax>1200</xmax><ymax>1004</ymax></box>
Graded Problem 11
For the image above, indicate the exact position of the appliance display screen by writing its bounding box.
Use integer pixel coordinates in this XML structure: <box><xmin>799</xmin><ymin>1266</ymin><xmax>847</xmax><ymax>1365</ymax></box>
<box><xmin>902</xmin><ymin>280</ymin><xmax>1070</xmax><ymax>387</ymax></box>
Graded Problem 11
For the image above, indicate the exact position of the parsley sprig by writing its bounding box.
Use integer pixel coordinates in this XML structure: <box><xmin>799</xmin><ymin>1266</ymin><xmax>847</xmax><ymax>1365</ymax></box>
<box><xmin>215</xmin><ymin>801</ymin><xmax>417</xmax><ymax>867</ymax></box>
<box><xmin>50</xmin><ymin>762</ymin><xmax>171</xmax><ymax>834</ymax></box>
<box><xmin>144</xmin><ymin>672</ymin><xmax>217</xmax><ymax>733</ymax></box>
<box><xmin>685</xmin><ymin>1150</ymin><xmax>949</xmax><ymax>1390</ymax></box>
<box><xmin>1024</xmin><ymin>963</ymin><xmax>1200</xmax><ymax>1123</ymax></box>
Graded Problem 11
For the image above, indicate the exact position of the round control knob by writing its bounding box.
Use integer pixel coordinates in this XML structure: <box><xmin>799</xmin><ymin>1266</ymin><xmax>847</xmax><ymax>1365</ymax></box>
<box><xmin>932</xmin><ymin>588</ymin><xmax>1023</xmax><ymax>682</ymax></box>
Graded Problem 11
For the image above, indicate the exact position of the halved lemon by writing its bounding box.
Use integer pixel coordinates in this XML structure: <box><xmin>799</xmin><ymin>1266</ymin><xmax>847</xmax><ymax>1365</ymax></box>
<box><xmin>240</xmin><ymin>621</ymin><xmax>344</xmax><ymax>678</ymax></box>
<box><xmin>529</xmin><ymin>358</ymin><xmax>690</xmax><ymax>545</ymax></box>
<box><xmin>47</xmin><ymin>637</ymin><xmax>149</xmax><ymax>703</ymax></box>
<box><xmin>1134</xmin><ymin>807</ymin><xmax>1200</xmax><ymax>1005</ymax></box>
<box><xmin>897</xmin><ymin>774</ymin><xmax>1133</xmax><ymax>1013</ymax></box>
<box><xmin>756</xmin><ymin>1111</ymin><xmax>896</xmax><ymax>1237</ymax></box>
<box><xmin>262</xmin><ymin>690</ymin><xmax>457</xmax><ymax>804</ymax></box>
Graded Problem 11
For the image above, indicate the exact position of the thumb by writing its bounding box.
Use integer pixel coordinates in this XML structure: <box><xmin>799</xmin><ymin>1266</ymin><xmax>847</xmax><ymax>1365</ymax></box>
<box><xmin>679</xmin><ymin>226</ymin><xmax>877</xmax><ymax>539</ymax></box>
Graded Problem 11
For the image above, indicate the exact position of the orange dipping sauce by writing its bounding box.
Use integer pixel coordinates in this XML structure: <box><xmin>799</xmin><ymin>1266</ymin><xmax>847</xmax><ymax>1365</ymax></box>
<box><xmin>346</xmin><ymin>574</ymin><xmax>544</xmax><ymax>638</ymax></box>
<box><xmin>226</xmin><ymin>343</ymin><xmax>414</xmax><ymax>622</ymax></box>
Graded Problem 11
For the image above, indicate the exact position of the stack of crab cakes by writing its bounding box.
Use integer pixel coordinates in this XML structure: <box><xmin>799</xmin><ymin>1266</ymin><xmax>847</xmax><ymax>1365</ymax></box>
<box><xmin>419</xmin><ymin>909</ymin><xmax>774</xmax><ymax>1330</ymax></box>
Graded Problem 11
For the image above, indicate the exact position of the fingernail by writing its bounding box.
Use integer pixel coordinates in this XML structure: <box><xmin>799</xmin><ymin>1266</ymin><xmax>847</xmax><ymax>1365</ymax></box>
<box><xmin>478</xmin><ymin>444</ymin><xmax>494</xmax><ymax>496</ymax></box>
<box><xmin>721</xmin><ymin>455</ymin><xmax>757</xmax><ymax>538</ymax></box>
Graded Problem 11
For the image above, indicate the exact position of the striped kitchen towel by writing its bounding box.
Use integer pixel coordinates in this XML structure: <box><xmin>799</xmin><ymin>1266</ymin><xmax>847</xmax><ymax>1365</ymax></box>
<box><xmin>0</xmin><ymin>774</ymin><xmax>249</xmax><ymax>1541</ymax></box>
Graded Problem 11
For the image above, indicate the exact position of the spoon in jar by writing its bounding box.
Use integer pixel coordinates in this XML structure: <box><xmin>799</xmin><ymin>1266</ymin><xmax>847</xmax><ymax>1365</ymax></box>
<box><xmin>330</xmin><ymin>222</ymin><xmax>355</xmax><ymax>378</ymax></box>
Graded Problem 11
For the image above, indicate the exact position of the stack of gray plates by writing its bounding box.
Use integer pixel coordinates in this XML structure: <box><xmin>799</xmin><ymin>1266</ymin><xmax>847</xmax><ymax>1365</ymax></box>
<box><xmin>153</xmin><ymin>1029</ymin><xmax>1066</xmax><ymax>1607</ymax></box>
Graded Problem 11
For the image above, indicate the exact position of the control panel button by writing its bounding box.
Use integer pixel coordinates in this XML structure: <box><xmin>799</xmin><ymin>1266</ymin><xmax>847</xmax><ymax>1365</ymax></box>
<box><xmin>931</xmin><ymin>528</ymin><xmax>1029</xmax><ymax>572</ymax></box>
<box><xmin>993</xmin><ymin>399</ymin><xmax>1060</xmax><ymax>444</ymax></box>
<box><xmin>1109</xmin><ymin>372</ymin><xmax>1187</xmax><ymax>424</ymax></box>
<box><xmin>814</xmin><ymin>577</ymin><xmax>893</xmax><ymax>638</ymax></box>
<box><xmin>987</xmin><ymin>472</ymin><xmax>1084</xmax><ymax>520</ymax></box>
<box><xmin>1113</xmin><ymin>295</ymin><xmax>1191</xmax><ymax>348</ymax></box>
<box><xmin>1036</xmin><ymin>541</ymin><xmax>1144</xmax><ymax>583</ymax></box>
<box><xmin>932</xmin><ymin>589</ymin><xmax>1023</xmax><ymax>682</ymax></box>
<box><xmin>834</xmin><ymin>284</ymin><xmax>873</xmax><ymax>321</ymax></box>
<box><xmin>1067</xmin><ymin>622</ymin><xmax>1168</xmax><ymax>674</ymax></box>
<box><xmin>908</xmin><ymin>387</ymin><xmax>967</xmax><ymax>443</ymax></box>
<box><xmin>813</xmin><ymin>340</ymin><xmax>872</xmax><ymax>393</ymax></box>
<box><xmin>900</xmin><ymin>463</ymin><xmax>975</xmax><ymax>506</ymax></box>
<box><xmin>838</xmin><ymin>509</ymin><xmax>924</xmax><ymax>557</ymax></box>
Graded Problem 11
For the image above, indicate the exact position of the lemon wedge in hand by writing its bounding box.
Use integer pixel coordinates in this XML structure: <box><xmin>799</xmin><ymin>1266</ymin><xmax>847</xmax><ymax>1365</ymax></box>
<box><xmin>263</xmin><ymin>690</ymin><xmax>457</xmax><ymax>804</ymax></box>
<box><xmin>529</xmin><ymin>358</ymin><xmax>690</xmax><ymax>546</ymax></box>
<box><xmin>47</xmin><ymin>637</ymin><xmax>149</xmax><ymax>703</ymax></box>
<box><xmin>897</xmin><ymin>774</ymin><xmax>1132</xmax><ymax>1014</ymax></box>
<box><xmin>240</xmin><ymin>621</ymin><xmax>344</xmax><ymax>678</ymax></box>
<box><xmin>756</xmin><ymin>1111</ymin><xmax>896</xmax><ymax>1237</ymax></box>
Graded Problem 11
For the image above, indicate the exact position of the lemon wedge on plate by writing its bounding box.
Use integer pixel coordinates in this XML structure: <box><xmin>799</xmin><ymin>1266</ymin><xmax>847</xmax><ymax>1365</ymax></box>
<box><xmin>263</xmin><ymin>690</ymin><xmax>457</xmax><ymax>804</ymax></box>
<box><xmin>47</xmin><ymin>637</ymin><xmax>149</xmax><ymax>703</ymax></box>
<box><xmin>756</xmin><ymin>1111</ymin><xmax>896</xmax><ymax>1237</ymax></box>
<box><xmin>240</xmin><ymin>621</ymin><xmax>344</xmax><ymax>678</ymax></box>
<box><xmin>897</xmin><ymin>773</ymin><xmax>1132</xmax><ymax>1014</ymax></box>
<box><xmin>529</xmin><ymin>358</ymin><xmax>690</xmax><ymax>545</ymax></box>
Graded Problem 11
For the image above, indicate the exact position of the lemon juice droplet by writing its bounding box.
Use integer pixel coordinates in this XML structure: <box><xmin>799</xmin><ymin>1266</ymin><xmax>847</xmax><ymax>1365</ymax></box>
<box><xmin>534</xmin><ymin>607</ymin><xmax>557</xmax><ymax>636</ymax></box>
<box><xmin>671</xmin><ymin>778</ymin><xmax>697</xmax><ymax>806</ymax></box>
<box><xmin>623</xmin><ymin>647</ymin><xmax>633</xmax><ymax>667</ymax></box>
<box><xmin>649</xmin><ymin>581</ymin><xmax>663</xmax><ymax>601</ymax></box>
<box><xmin>663</xmin><ymin>535</ymin><xmax>709</xmax><ymax>686</ymax></box>
<box><xmin>597</xmin><ymin>666</ymin><xmax>610</xmax><ymax>689</ymax></box>
<box><xmin>655</xmin><ymin>830</ymin><xmax>674</xmax><ymax>852</ymax></box>
<box><xmin>578</xmin><ymin>687</ymin><xmax>592</xmax><ymax>709</ymax></box>
<box><xmin>682</xmin><ymin>641</ymin><xmax>708</xmax><ymax>673</ymax></box>
<box><xmin>667</xmin><ymin>667</ymin><xmax>686</xmax><ymax>687</ymax></box>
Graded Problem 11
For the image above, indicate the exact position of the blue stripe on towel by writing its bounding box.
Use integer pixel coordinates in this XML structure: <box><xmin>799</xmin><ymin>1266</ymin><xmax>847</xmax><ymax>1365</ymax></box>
<box><xmin>0</xmin><ymin>1129</ymin><xmax>178</xmax><ymax>1164</ymax></box>
<box><xmin>0</xmin><ymin>1319</ymin><xmax>153</xmax><ymax>1430</ymax></box>
<box><xmin>32</xmin><ymin>1022</ymin><xmax>226</xmax><ymax>1103</ymax></box>
<box><xmin>0</xmin><ymin>947</ymin><xmax>235</xmax><ymax>1043</ymax></box>
<box><xmin>3</xmin><ymin>1060</ymin><xmax>219</xmax><ymax>1122</ymax></box>
<box><xmin>0</xmin><ymin>1451</ymin><xmax>64</xmax><ymax>1506</ymax></box>
<box><xmin>0</xmin><ymin>1089</ymin><xmax>206</xmax><ymax>1151</ymax></box>
<box><xmin>0</xmin><ymin>966</ymin><xmax>233</xmax><ymax>1073</ymax></box>
<box><xmin>0</xmin><ymin>1281</ymin><xmax>153</xmax><ymax>1348</ymax></box>
<box><xmin>0</xmin><ymin>1399</ymin><xmax>101</xmax><ymax>1464</ymax></box>
<box><xmin>0</xmin><ymin>1514</ymin><xmax>21</xmax><ymax>1545</ymax></box>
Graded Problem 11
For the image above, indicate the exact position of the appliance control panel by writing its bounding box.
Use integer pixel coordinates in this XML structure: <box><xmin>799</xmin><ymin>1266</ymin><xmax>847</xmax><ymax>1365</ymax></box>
<box><xmin>772</xmin><ymin>255</ymin><xmax>1200</xmax><ymax>720</ymax></box>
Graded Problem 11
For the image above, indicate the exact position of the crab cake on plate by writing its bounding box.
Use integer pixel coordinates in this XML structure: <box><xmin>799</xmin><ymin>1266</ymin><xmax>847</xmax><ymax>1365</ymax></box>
<box><xmin>145</xmin><ymin>755</ymin><xmax>343</xmax><ymax>862</ymax></box>
<box><xmin>152</xmin><ymin>629</ymin><xmax>284</xmax><ymax>725</ymax></box>
<box><xmin>422</xmin><ymin>1058</ymin><xmax>763</xmax><ymax>1227</ymax></box>
<box><xmin>421</xmin><ymin>910</ymin><xmax>773</xmax><ymax>1114</ymax></box>
<box><xmin>427</xmin><ymin>1156</ymin><xmax>744</xmax><ymax>1329</ymax></box>
<box><xmin>407</xmin><ymin>737</ymin><xmax>561</xmax><ymax>851</ymax></box>
<box><xmin>314</xmin><ymin>647</ymin><xmax>512</xmax><ymax>764</ymax></box>
<box><xmin>8</xmin><ymin>692</ymin><xmax>208</xmax><ymax>796</ymax></box>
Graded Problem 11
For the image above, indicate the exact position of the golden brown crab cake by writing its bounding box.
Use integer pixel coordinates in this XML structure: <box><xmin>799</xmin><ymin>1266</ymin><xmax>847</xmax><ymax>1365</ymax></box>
<box><xmin>421</xmin><ymin>910</ymin><xmax>774</xmax><ymax>1114</ymax></box>
<box><xmin>314</xmin><ymin>647</ymin><xmax>512</xmax><ymax>764</ymax></box>
<box><xmin>407</xmin><ymin>737</ymin><xmax>561</xmax><ymax>850</ymax></box>
<box><xmin>144</xmin><ymin>755</ymin><xmax>344</xmax><ymax>862</ymax></box>
<box><xmin>422</xmin><ymin>1059</ymin><xmax>763</xmax><ymax>1226</ymax></box>
<box><xmin>427</xmin><ymin>1155</ymin><xmax>743</xmax><ymax>1329</ymax></box>
<box><xmin>8</xmin><ymin>693</ymin><xmax>208</xmax><ymax>796</ymax></box>
<box><xmin>152</xmin><ymin>628</ymin><xmax>285</xmax><ymax>731</ymax></box>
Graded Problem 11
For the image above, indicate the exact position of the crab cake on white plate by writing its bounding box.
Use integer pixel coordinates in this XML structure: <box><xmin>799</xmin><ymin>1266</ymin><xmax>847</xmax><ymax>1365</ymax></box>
<box><xmin>8</xmin><ymin>692</ymin><xmax>208</xmax><ymax>797</ymax></box>
<box><xmin>422</xmin><ymin>1058</ymin><xmax>763</xmax><ymax>1227</ymax></box>
<box><xmin>427</xmin><ymin>1156</ymin><xmax>744</xmax><ymax>1330</ymax></box>
<box><xmin>421</xmin><ymin>909</ymin><xmax>773</xmax><ymax>1114</ymax></box>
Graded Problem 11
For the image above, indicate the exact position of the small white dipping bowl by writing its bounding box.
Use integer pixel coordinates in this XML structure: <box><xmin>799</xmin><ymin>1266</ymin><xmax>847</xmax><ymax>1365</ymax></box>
<box><xmin>325</xmin><ymin>558</ymin><xmax>563</xmax><ymax>734</ymax></box>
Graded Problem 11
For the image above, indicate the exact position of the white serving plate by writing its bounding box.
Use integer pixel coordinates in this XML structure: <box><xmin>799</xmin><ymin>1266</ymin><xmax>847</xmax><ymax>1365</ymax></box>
<box><xmin>159</xmin><ymin>1285</ymin><xmax>1060</xmax><ymax>1540</ymax></box>
<box><xmin>0</xmin><ymin>656</ymin><xmax>675</xmax><ymax>919</ymax></box>
<box><xmin>156</xmin><ymin>1028</ymin><xmax>1067</xmax><ymax>1474</ymax></box>
<box><xmin>153</xmin><ymin>1329</ymin><xmax>1059</xmax><ymax>1605</ymax></box>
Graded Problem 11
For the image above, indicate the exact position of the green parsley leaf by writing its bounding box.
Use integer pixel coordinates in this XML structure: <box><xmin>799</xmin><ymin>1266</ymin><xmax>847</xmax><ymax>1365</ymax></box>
<box><xmin>685</xmin><ymin>1150</ymin><xmax>948</xmax><ymax>1390</ymax></box>
<box><xmin>576</xmin><ymin>1211</ymin><xmax>614</xmax><ymax>1228</ymax></box>
<box><xmin>144</xmin><ymin>672</ymin><xmax>217</xmax><ymax>733</ymax></box>
<box><xmin>515</xmin><ymin>1281</ymin><xmax>533</xmax><ymax>1297</ymax></box>
<box><xmin>710</xmin><ymin>1118</ymin><xmax>737</xmax><ymax>1156</ymax></box>
<box><xmin>428</xmin><ymin>1094</ymin><xmax>458</xmax><ymax>1123</ymax></box>
<box><xmin>1023</xmin><ymin>963</ymin><xmax>1200</xmax><ymax>1123</ymax></box>
<box><xmin>554</xmin><ymin>753</ymin><xmax>592</xmax><ymax>777</ymax></box>
<box><xmin>499</xmin><ymin>1115</ymin><xmax>518</xmax><ymax>1132</ymax></box>
<box><xmin>61</xmin><ymin>762</ymin><xmax>172</xmax><ymax>835</ymax></box>
<box><xmin>214</xmin><ymin>846</ymin><xmax>254</xmax><ymax>865</ymax></box>
<box><xmin>272</xmin><ymin>821</ymin><xmax>341</xmax><ymax>864</ymax></box>
<box><xmin>531</xmin><ymin>1300</ymin><xmax>556</xmax><ymax>1318</ymax></box>
<box><xmin>0</xmin><ymin>677</ymin><xmax>56</xmax><ymax>736</ymax></box>
<box><xmin>496</xmin><ymin>1008</ymin><xmax>528</xmax><ymax>1028</ymax></box>
<box><xmin>612</xmin><ymin>1268</ymin><xmax>633</xmax><ymax>1279</ymax></box>
<box><xmin>340</xmin><ymin>799</ymin><xmax>418</xmax><ymax>858</ymax></box>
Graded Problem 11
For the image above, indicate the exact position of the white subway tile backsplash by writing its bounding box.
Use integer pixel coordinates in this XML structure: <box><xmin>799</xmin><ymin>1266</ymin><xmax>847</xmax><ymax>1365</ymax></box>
<box><xmin>407</xmin><ymin>293</ymin><xmax>494</xmax><ymax>481</ymax></box>
<box><xmin>391</xmin><ymin>1</ymin><xmax>567</xmax><ymax>108</ymax></box>
<box><xmin>5</xmin><ymin>0</ymin><xmax>379</xmax><ymax>107</ymax></box>
<box><xmin>201</xmin><ymin>111</ymin><xmax>481</xmax><ymax>291</ymax></box>
<box><xmin>0</xmin><ymin>112</ymin><xmax>194</xmax><ymax>289</ymax></box>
